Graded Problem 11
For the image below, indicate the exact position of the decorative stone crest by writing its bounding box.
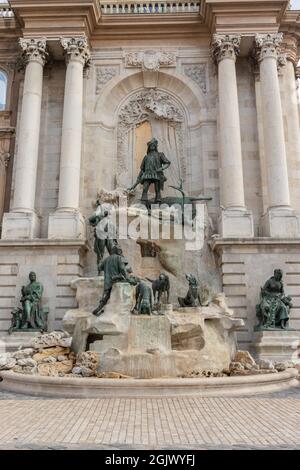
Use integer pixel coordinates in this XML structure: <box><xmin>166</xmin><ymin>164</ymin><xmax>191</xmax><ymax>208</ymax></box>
<box><xmin>255</xmin><ymin>33</ymin><xmax>283</xmax><ymax>62</ymax></box>
<box><xmin>60</xmin><ymin>37</ymin><xmax>91</xmax><ymax>67</ymax></box>
<box><xmin>211</xmin><ymin>34</ymin><xmax>241</xmax><ymax>63</ymax></box>
<box><xmin>125</xmin><ymin>50</ymin><xmax>176</xmax><ymax>71</ymax></box>
<box><xmin>96</xmin><ymin>66</ymin><xmax>118</xmax><ymax>94</ymax></box>
<box><xmin>184</xmin><ymin>64</ymin><xmax>207</xmax><ymax>93</ymax></box>
<box><xmin>119</xmin><ymin>89</ymin><xmax>184</xmax><ymax>127</ymax></box>
<box><xmin>19</xmin><ymin>38</ymin><xmax>48</xmax><ymax>66</ymax></box>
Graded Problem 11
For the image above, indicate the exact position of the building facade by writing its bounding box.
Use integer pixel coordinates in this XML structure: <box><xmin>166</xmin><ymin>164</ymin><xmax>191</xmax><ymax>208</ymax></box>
<box><xmin>0</xmin><ymin>0</ymin><xmax>300</xmax><ymax>352</ymax></box>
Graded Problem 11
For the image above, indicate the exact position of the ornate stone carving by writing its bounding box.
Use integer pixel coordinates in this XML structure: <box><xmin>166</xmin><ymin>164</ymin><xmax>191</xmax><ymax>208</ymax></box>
<box><xmin>211</xmin><ymin>34</ymin><xmax>241</xmax><ymax>63</ymax></box>
<box><xmin>125</xmin><ymin>50</ymin><xmax>176</xmax><ymax>71</ymax></box>
<box><xmin>117</xmin><ymin>89</ymin><xmax>185</xmax><ymax>185</ymax></box>
<box><xmin>281</xmin><ymin>36</ymin><xmax>298</xmax><ymax>65</ymax></box>
<box><xmin>119</xmin><ymin>89</ymin><xmax>183</xmax><ymax>128</ymax></box>
<box><xmin>19</xmin><ymin>38</ymin><xmax>48</xmax><ymax>66</ymax></box>
<box><xmin>277</xmin><ymin>53</ymin><xmax>287</xmax><ymax>74</ymax></box>
<box><xmin>60</xmin><ymin>37</ymin><xmax>91</xmax><ymax>67</ymax></box>
<box><xmin>96</xmin><ymin>66</ymin><xmax>118</xmax><ymax>94</ymax></box>
<box><xmin>255</xmin><ymin>33</ymin><xmax>283</xmax><ymax>62</ymax></box>
<box><xmin>0</xmin><ymin>152</ymin><xmax>10</xmax><ymax>168</ymax></box>
<box><xmin>184</xmin><ymin>64</ymin><xmax>207</xmax><ymax>93</ymax></box>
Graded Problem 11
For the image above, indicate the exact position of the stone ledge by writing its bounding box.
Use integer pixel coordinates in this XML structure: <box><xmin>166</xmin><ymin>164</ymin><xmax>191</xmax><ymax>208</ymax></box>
<box><xmin>0</xmin><ymin>239</ymin><xmax>88</xmax><ymax>248</ymax></box>
<box><xmin>0</xmin><ymin>369</ymin><xmax>298</xmax><ymax>398</ymax></box>
<box><xmin>211</xmin><ymin>238</ymin><xmax>300</xmax><ymax>252</ymax></box>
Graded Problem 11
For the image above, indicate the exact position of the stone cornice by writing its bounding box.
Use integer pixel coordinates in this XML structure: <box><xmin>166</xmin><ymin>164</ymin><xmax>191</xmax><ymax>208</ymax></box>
<box><xmin>1</xmin><ymin>0</ymin><xmax>299</xmax><ymax>45</ymax></box>
<box><xmin>9</xmin><ymin>0</ymin><xmax>101</xmax><ymax>38</ymax></box>
<box><xmin>211</xmin><ymin>237</ymin><xmax>300</xmax><ymax>253</ymax></box>
<box><xmin>203</xmin><ymin>0</ymin><xmax>290</xmax><ymax>34</ymax></box>
<box><xmin>5</xmin><ymin>0</ymin><xmax>290</xmax><ymax>42</ymax></box>
<box><xmin>0</xmin><ymin>238</ymin><xmax>89</xmax><ymax>251</ymax></box>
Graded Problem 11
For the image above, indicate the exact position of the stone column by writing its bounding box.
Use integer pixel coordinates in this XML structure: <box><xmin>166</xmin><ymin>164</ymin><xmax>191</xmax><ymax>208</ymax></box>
<box><xmin>281</xmin><ymin>35</ymin><xmax>300</xmax><ymax>210</ymax></box>
<box><xmin>1</xmin><ymin>38</ymin><xmax>48</xmax><ymax>239</ymax></box>
<box><xmin>0</xmin><ymin>111</ymin><xmax>14</xmax><ymax>233</ymax></box>
<box><xmin>212</xmin><ymin>34</ymin><xmax>254</xmax><ymax>238</ymax></box>
<box><xmin>255</xmin><ymin>33</ymin><xmax>299</xmax><ymax>238</ymax></box>
<box><xmin>48</xmin><ymin>37</ymin><xmax>90</xmax><ymax>239</ymax></box>
<box><xmin>0</xmin><ymin>152</ymin><xmax>10</xmax><ymax>229</ymax></box>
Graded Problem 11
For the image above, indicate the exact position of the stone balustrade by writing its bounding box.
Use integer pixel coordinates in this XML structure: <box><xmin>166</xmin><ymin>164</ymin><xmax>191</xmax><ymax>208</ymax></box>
<box><xmin>100</xmin><ymin>0</ymin><xmax>201</xmax><ymax>14</ymax></box>
<box><xmin>0</xmin><ymin>3</ymin><xmax>13</xmax><ymax>17</ymax></box>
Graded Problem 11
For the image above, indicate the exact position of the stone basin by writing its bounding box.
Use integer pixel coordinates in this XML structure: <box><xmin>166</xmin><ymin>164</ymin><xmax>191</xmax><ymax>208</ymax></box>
<box><xmin>0</xmin><ymin>369</ymin><xmax>298</xmax><ymax>398</ymax></box>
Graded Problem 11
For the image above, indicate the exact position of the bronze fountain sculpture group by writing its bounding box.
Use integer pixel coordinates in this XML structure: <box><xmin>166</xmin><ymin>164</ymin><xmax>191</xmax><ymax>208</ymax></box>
<box><xmin>9</xmin><ymin>139</ymin><xmax>293</xmax><ymax>332</ymax></box>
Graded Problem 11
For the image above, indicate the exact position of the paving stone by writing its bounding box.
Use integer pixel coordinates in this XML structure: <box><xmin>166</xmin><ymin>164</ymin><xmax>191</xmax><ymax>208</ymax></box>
<box><xmin>0</xmin><ymin>386</ymin><xmax>299</xmax><ymax>449</ymax></box>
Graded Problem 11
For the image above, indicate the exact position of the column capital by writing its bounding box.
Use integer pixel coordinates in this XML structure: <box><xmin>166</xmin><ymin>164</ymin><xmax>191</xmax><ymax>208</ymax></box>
<box><xmin>60</xmin><ymin>37</ymin><xmax>91</xmax><ymax>68</ymax></box>
<box><xmin>19</xmin><ymin>38</ymin><xmax>48</xmax><ymax>67</ymax></box>
<box><xmin>211</xmin><ymin>34</ymin><xmax>241</xmax><ymax>64</ymax></box>
<box><xmin>255</xmin><ymin>33</ymin><xmax>283</xmax><ymax>62</ymax></box>
<box><xmin>281</xmin><ymin>34</ymin><xmax>299</xmax><ymax>65</ymax></box>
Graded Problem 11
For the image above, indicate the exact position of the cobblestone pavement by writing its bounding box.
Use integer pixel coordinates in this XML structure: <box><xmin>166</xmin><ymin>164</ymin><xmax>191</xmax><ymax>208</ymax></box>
<box><xmin>0</xmin><ymin>386</ymin><xmax>299</xmax><ymax>450</ymax></box>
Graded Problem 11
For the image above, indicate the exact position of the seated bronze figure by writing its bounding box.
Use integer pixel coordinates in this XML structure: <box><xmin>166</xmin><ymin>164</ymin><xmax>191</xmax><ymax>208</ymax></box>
<box><xmin>255</xmin><ymin>269</ymin><xmax>292</xmax><ymax>330</ymax></box>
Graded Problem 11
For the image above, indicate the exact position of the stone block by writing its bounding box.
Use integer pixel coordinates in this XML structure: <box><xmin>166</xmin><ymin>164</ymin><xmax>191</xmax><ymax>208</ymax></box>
<box><xmin>37</xmin><ymin>360</ymin><xmax>73</xmax><ymax>376</ymax></box>
<box><xmin>48</xmin><ymin>211</ymin><xmax>86</xmax><ymax>239</ymax></box>
<box><xmin>128</xmin><ymin>316</ymin><xmax>172</xmax><ymax>353</ymax></box>
<box><xmin>3</xmin><ymin>332</ymin><xmax>41</xmax><ymax>352</ymax></box>
<box><xmin>219</xmin><ymin>208</ymin><xmax>254</xmax><ymax>238</ymax></box>
<box><xmin>1</xmin><ymin>212</ymin><xmax>40</xmax><ymax>239</ymax></box>
<box><xmin>261</xmin><ymin>208</ymin><xmax>299</xmax><ymax>238</ymax></box>
<box><xmin>252</xmin><ymin>330</ymin><xmax>300</xmax><ymax>363</ymax></box>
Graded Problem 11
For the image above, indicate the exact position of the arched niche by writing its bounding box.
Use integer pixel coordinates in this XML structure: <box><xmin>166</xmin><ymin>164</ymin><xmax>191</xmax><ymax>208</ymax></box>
<box><xmin>93</xmin><ymin>69</ymin><xmax>208</xmax><ymax>128</ymax></box>
<box><xmin>85</xmin><ymin>69</ymin><xmax>209</xmax><ymax>197</ymax></box>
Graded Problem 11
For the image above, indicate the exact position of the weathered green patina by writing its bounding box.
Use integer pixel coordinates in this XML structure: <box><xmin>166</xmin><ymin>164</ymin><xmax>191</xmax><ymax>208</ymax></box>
<box><xmin>134</xmin><ymin>280</ymin><xmax>153</xmax><ymax>315</ymax></box>
<box><xmin>88</xmin><ymin>201</ymin><xmax>118</xmax><ymax>274</ymax></box>
<box><xmin>255</xmin><ymin>269</ymin><xmax>293</xmax><ymax>331</ymax></box>
<box><xmin>128</xmin><ymin>138</ymin><xmax>171</xmax><ymax>204</ymax></box>
<box><xmin>178</xmin><ymin>273</ymin><xmax>202</xmax><ymax>308</ymax></box>
<box><xmin>92</xmin><ymin>246</ymin><xmax>137</xmax><ymax>317</ymax></box>
<box><xmin>9</xmin><ymin>272</ymin><xmax>48</xmax><ymax>333</ymax></box>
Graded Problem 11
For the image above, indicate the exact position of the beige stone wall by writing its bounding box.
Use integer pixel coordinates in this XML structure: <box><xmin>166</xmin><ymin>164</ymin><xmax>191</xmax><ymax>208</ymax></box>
<box><xmin>3</xmin><ymin>38</ymin><xmax>300</xmax><ymax>351</ymax></box>
<box><xmin>0</xmin><ymin>242</ymin><xmax>84</xmax><ymax>343</ymax></box>
<box><xmin>236</xmin><ymin>58</ymin><xmax>263</xmax><ymax>236</ymax></box>
<box><xmin>37</xmin><ymin>64</ymin><xmax>65</xmax><ymax>238</ymax></box>
<box><xmin>280</xmin><ymin>63</ymin><xmax>300</xmax><ymax>214</ymax></box>
<box><xmin>10</xmin><ymin>64</ymin><xmax>65</xmax><ymax>237</ymax></box>
<box><xmin>81</xmin><ymin>46</ymin><xmax>220</xmax><ymax>217</ymax></box>
<box><xmin>7</xmin><ymin>46</ymin><xmax>270</xmax><ymax>242</ymax></box>
<box><xmin>214</xmin><ymin>241</ymin><xmax>300</xmax><ymax>351</ymax></box>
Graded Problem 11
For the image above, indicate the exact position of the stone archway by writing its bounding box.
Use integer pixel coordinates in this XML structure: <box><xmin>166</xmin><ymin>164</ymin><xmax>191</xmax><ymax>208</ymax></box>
<box><xmin>84</xmin><ymin>69</ymin><xmax>210</xmax><ymax>204</ymax></box>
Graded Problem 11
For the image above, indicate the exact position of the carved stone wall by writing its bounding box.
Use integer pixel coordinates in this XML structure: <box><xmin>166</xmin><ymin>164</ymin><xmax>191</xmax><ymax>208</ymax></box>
<box><xmin>95</xmin><ymin>66</ymin><xmax>118</xmax><ymax>94</ymax></box>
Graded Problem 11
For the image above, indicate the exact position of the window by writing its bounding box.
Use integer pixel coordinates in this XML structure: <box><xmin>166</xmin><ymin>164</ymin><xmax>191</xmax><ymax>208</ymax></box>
<box><xmin>0</xmin><ymin>71</ymin><xmax>7</xmax><ymax>111</ymax></box>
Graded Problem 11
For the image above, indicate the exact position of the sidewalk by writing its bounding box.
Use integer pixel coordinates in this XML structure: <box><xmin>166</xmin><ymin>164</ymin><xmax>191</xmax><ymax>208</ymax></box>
<box><xmin>0</xmin><ymin>387</ymin><xmax>299</xmax><ymax>449</ymax></box>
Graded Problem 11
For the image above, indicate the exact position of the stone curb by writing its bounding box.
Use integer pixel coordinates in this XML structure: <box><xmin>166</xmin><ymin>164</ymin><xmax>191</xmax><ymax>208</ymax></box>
<box><xmin>0</xmin><ymin>369</ymin><xmax>298</xmax><ymax>398</ymax></box>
